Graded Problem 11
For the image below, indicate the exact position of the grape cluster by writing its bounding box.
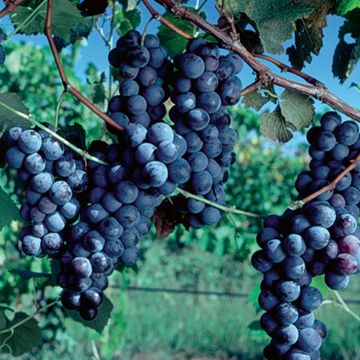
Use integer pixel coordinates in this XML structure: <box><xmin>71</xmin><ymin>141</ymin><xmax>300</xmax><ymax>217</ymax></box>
<box><xmin>119</xmin><ymin>122</ymin><xmax>190</xmax><ymax>194</ymax></box>
<box><xmin>58</xmin><ymin>140</ymin><xmax>164</xmax><ymax>320</ymax></box>
<box><xmin>107</xmin><ymin>30</ymin><xmax>173</xmax><ymax>130</ymax></box>
<box><xmin>252</xmin><ymin>111</ymin><xmax>360</xmax><ymax>359</ymax></box>
<box><xmin>5</xmin><ymin>127</ymin><xmax>87</xmax><ymax>258</ymax></box>
<box><xmin>170</xmin><ymin>39</ymin><xmax>242</xmax><ymax>228</ymax></box>
<box><xmin>298</xmin><ymin>111</ymin><xmax>360</xmax><ymax>289</ymax></box>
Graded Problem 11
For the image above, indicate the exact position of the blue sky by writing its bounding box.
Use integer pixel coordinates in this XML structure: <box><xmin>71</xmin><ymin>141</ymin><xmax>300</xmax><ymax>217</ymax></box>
<box><xmin>3</xmin><ymin>2</ymin><xmax>359</xmax><ymax>115</ymax></box>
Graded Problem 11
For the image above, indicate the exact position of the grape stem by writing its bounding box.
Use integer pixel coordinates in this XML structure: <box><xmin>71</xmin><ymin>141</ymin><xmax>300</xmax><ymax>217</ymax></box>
<box><xmin>155</xmin><ymin>0</ymin><xmax>360</xmax><ymax>122</ymax></box>
<box><xmin>44</xmin><ymin>0</ymin><xmax>124</xmax><ymax>132</ymax></box>
<box><xmin>142</xmin><ymin>0</ymin><xmax>193</xmax><ymax>40</ymax></box>
<box><xmin>321</xmin><ymin>291</ymin><xmax>360</xmax><ymax>324</ymax></box>
<box><xmin>239</xmin><ymin>79</ymin><xmax>262</xmax><ymax>97</ymax></box>
<box><xmin>0</xmin><ymin>101</ymin><xmax>108</xmax><ymax>166</ymax></box>
<box><xmin>0</xmin><ymin>298</ymin><xmax>59</xmax><ymax>352</ymax></box>
<box><xmin>54</xmin><ymin>90</ymin><xmax>67</xmax><ymax>130</ymax></box>
<box><xmin>177</xmin><ymin>188</ymin><xmax>261</xmax><ymax>218</ymax></box>
<box><xmin>290</xmin><ymin>153</ymin><xmax>360</xmax><ymax>209</ymax></box>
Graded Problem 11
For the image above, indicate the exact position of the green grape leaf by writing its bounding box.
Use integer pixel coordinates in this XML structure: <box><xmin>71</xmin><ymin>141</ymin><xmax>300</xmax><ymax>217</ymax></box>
<box><xmin>57</xmin><ymin>123</ymin><xmax>86</xmax><ymax>150</ymax></box>
<box><xmin>115</xmin><ymin>4</ymin><xmax>141</xmax><ymax>36</ymax></box>
<box><xmin>88</xmin><ymin>72</ymin><xmax>107</xmax><ymax>109</ymax></box>
<box><xmin>241</xmin><ymin>85</ymin><xmax>277</xmax><ymax>111</ymax></box>
<box><xmin>260</xmin><ymin>106</ymin><xmax>292</xmax><ymax>143</ymax></box>
<box><xmin>118</xmin><ymin>0</ymin><xmax>139</xmax><ymax>11</ymax></box>
<box><xmin>279</xmin><ymin>89</ymin><xmax>315</xmax><ymax>131</ymax></box>
<box><xmin>55</xmin><ymin>16</ymin><xmax>95</xmax><ymax>50</ymax></box>
<box><xmin>157</xmin><ymin>10</ymin><xmax>206</xmax><ymax>57</ymax></box>
<box><xmin>332</xmin><ymin>9</ymin><xmax>360</xmax><ymax>83</ymax></box>
<box><xmin>0</xmin><ymin>312</ymin><xmax>42</xmax><ymax>356</ymax></box>
<box><xmin>247</xmin><ymin>320</ymin><xmax>262</xmax><ymax>331</ymax></box>
<box><xmin>247</xmin><ymin>285</ymin><xmax>261</xmax><ymax>313</ymax></box>
<box><xmin>0</xmin><ymin>92</ymin><xmax>29</xmax><ymax>131</ymax></box>
<box><xmin>11</xmin><ymin>0</ymin><xmax>82</xmax><ymax>40</ymax></box>
<box><xmin>311</xmin><ymin>276</ymin><xmax>330</xmax><ymax>299</ymax></box>
<box><xmin>0</xmin><ymin>186</ymin><xmax>20</xmax><ymax>231</ymax></box>
<box><xmin>220</xmin><ymin>0</ymin><xmax>320</xmax><ymax>54</ymax></box>
<box><xmin>335</xmin><ymin>0</ymin><xmax>360</xmax><ymax>16</ymax></box>
<box><xmin>66</xmin><ymin>295</ymin><xmax>113</xmax><ymax>333</ymax></box>
<box><xmin>286</xmin><ymin>2</ymin><xmax>332</xmax><ymax>69</ymax></box>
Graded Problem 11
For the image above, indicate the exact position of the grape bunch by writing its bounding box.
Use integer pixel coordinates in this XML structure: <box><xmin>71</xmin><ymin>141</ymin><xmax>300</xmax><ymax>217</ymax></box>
<box><xmin>170</xmin><ymin>38</ymin><xmax>242</xmax><ymax>228</ymax></box>
<box><xmin>107</xmin><ymin>30</ymin><xmax>173</xmax><ymax>130</ymax></box>
<box><xmin>5</xmin><ymin>126</ymin><xmax>87</xmax><ymax>259</ymax></box>
<box><xmin>252</xmin><ymin>111</ymin><xmax>360</xmax><ymax>359</ymax></box>
<box><xmin>58</xmin><ymin>140</ymin><xmax>164</xmax><ymax>320</ymax></box>
<box><xmin>297</xmin><ymin>111</ymin><xmax>360</xmax><ymax>289</ymax></box>
<box><xmin>118</xmin><ymin>122</ymin><xmax>190</xmax><ymax>194</ymax></box>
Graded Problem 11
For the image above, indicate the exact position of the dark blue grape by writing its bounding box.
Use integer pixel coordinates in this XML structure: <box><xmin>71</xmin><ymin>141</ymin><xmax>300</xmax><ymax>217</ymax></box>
<box><xmin>5</xmin><ymin>147</ymin><xmax>26</xmax><ymax>169</ymax></box>
<box><xmin>18</xmin><ymin>130</ymin><xmax>42</xmax><ymax>154</ymax></box>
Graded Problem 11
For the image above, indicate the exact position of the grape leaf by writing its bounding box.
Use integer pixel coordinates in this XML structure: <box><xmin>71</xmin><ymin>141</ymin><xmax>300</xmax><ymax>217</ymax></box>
<box><xmin>247</xmin><ymin>320</ymin><xmax>262</xmax><ymax>330</ymax></box>
<box><xmin>153</xmin><ymin>197</ymin><xmax>187</xmax><ymax>238</ymax></box>
<box><xmin>0</xmin><ymin>93</ymin><xmax>29</xmax><ymax>130</ymax></box>
<box><xmin>247</xmin><ymin>286</ymin><xmax>261</xmax><ymax>313</ymax></box>
<box><xmin>118</xmin><ymin>0</ymin><xmax>139</xmax><ymax>11</ymax></box>
<box><xmin>311</xmin><ymin>276</ymin><xmax>330</xmax><ymax>299</ymax></box>
<box><xmin>241</xmin><ymin>85</ymin><xmax>277</xmax><ymax>111</ymax></box>
<box><xmin>332</xmin><ymin>9</ymin><xmax>360</xmax><ymax>83</ymax></box>
<box><xmin>58</xmin><ymin>123</ymin><xmax>86</xmax><ymax>150</ymax></box>
<box><xmin>0</xmin><ymin>312</ymin><xmax>42</xmax><ymax>356</ymax></box>
<box><xmin>260</xmin><ymin>106</ymin><xmax>292</xmax><ymax>143</ymax></box>
<box><xmin>158</xmin><ymin>10</ymin><xmax>206</xmax><ymax>57</ymax></box>
<box><xmin>335</xmin><ymin>0</ymin><xmax>360</xmax><ymax>16</ymax></box>
<box><xmin>66</xmin><ymin>295</ymin><xmax>113</xmax><ymax>333</ymax></box>
<box><xmin>220</xmin><ymin>0</ymin><xmax>323</xmax><ymax>54</ymax></box>
<box><xmin>279</xmin><ymin>89</ymin><xmax>315</xmax><ymax>131</ymax></box>
<box><xmin>88</xmin><ymin>72</ymin><xmax>107</xmax><ymax>109</ymax></box>
<box><xmin>11</xmin><ymin>0</ymin><xmax>82</xmax><ymax>40</ymax></box>
<box><xmin>0</xmin><ymin>186</ymin><xmax>20</xmax><ymax>232</ymax></box>
<box><xmin>115</xmin><ymin>5</ymin><xmax>141</xmax><ymax>36</ymax></box>
<box><xmin>287</xmin><ymin>1</ymin><xmax>332</xmax><ymax>69</ymax></box>
<box><xmin>55</xmin><ymin>16</ymin><xmax>95</xmax><ymax>51</ymax></box>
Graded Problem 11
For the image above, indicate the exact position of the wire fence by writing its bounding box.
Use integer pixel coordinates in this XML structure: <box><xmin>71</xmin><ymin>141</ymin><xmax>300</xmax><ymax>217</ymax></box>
<box><xmin>124</xmin><ymin>286</ymin><xmax>360</xmax><ymax>305</ymax></box>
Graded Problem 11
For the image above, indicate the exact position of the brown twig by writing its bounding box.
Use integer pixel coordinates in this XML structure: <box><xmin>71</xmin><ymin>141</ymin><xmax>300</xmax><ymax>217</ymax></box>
<box><xmin>156</xmin><ymin>0</ymin><xmax>360</xmax><ymax>122</ymax></box>
<box><xmin>239</xmin><ymin>79</ymin><xmax>262</xmax><ymax>96</ymax></box>
<box><xmin>44</xmin><ymin>0</ymin><xmax>124</xmax><ymax>132</ymax></box>
<box><xmin>142</xmin><ymin>0</ymin><xmax>193</xmax><ymax>40</ymax></box>
<box><xmin>0</xmin><ymin>0</ymin><xmax>21</xmax><ymax>19</ymax></box>
<box><xmin>255</xmin><ymin>53</ymin><xmax>324</xmax><ymax>87</ymax></box>
<box><xmin>292</xmin><ymin>153</ymin><xmax>360</xmax><ymax>209</ymax></box>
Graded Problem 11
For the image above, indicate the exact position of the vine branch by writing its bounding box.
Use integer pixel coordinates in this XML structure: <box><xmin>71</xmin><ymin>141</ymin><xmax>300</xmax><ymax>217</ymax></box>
<box><xmin>155</xmin><ymin>0</ymin><xmax>360</xmax><ymax>122</ymax></box>
<box><xmin>291</xmin><ymin>153</ymin><xmax>360</xmax><ymax>209</ymax></box>
<box><xmin>142</xmin><ymin>0</ymin><xmax>193</xmax><ymax>40</ymax></box>
<box><xmin>44</xmin><ymin>0</ymin><xmax>124</xmax><ymax>132</ymax></box>
<box><xmin>0</xmin><ymin>101</ymin><xmax>108</xmax><ymax>166</ymax></box>
<box><xmin>0</xmin><ymin>298</ymin><xmax>58</xmax><ymax>343</ymax></box>
<box><xmin>177</xmin><ymin>188</ymin><xmax>261</xmax><ymax>218</ymax></box>
<box><xmin>0</xmin><ymin>0</ymin><xmax>21</xmax><ymax>19</ymax></box>
<box><xmin>254</xmin><ymin>53</ymin><xmax>324</xmax><ymax>87</ymax></box>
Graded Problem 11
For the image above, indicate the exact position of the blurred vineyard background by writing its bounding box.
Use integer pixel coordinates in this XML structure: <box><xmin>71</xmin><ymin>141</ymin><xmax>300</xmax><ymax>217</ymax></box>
<box><xmin>0</xmin><ymin>39</ymin><xmax>360</xmax><ymax>360</ymax></box>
